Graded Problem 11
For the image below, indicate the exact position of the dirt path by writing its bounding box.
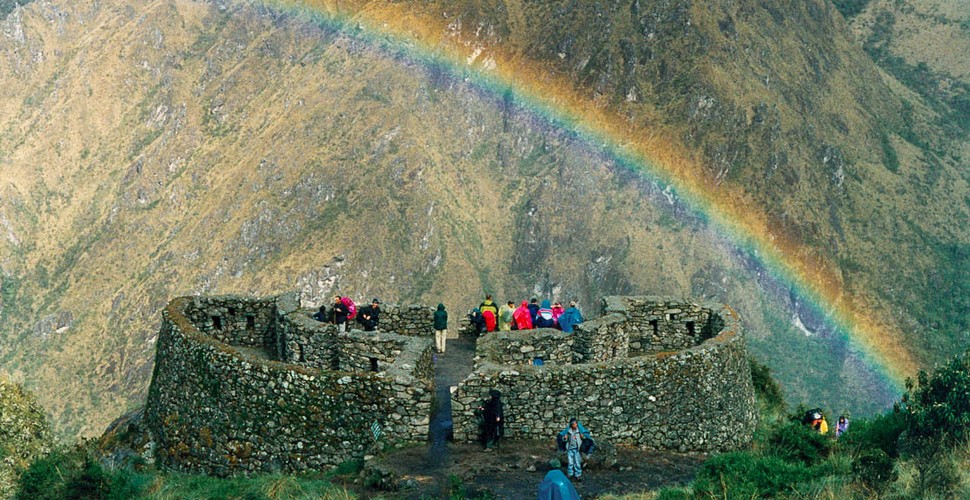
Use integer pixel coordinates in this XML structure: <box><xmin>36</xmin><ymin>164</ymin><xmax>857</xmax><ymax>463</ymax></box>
<box><xmin>365</xmin><ymin>439</ymin><xmax>705</xmax><ymax>498</ymax></box>
<box><xmin>427</xmin><ymin>333</ymin><xmax>478</xmax><ymax>468</ymax></box>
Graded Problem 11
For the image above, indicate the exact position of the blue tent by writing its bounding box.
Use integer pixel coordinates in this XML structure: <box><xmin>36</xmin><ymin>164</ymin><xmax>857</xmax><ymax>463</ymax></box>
<box><xmin>537</xmin><ymin>469</ymin><xmax>581</xmax><ymax>500</ymax></box>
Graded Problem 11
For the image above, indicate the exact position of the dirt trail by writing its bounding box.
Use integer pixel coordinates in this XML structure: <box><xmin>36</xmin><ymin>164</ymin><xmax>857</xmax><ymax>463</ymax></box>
<box><xmin>427</xmin><ymin>333</ymin><xmax>478</xmax><ymax>470</ymax></box>
<box><xmin>368</xmin><ymin>439</ymin><xmax>705</xmax><ymax>498</ymax></box>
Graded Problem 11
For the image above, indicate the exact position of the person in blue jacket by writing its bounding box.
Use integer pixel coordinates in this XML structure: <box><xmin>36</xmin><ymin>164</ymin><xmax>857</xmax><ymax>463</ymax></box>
<box><xmin>535</xmin><ymin>300</ymin><xmax>556</xmax><ymax>328</ymax></box>
<box><xmin>557</xmin><ymin>301</ymin><xmax>584</xmax><ymax>333</ymax></box>
<box><xmin>557</xmin><ymin>418</ymin><xmax>592</xmax><ymax>481</ymax></box>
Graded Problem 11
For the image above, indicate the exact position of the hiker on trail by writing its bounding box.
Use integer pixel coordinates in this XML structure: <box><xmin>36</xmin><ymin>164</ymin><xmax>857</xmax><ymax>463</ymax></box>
<box><xmin>312</xmin><ymin>304</ymin><xmax>328</xmax><ymax>322</ymax></box>
<box><xmin>535</xmin><ymin>300</ymin><xmax>556</xmax><ymax>328</ymax></box>
<box><xmin>479</xmin><ymin>389</ymin><xmax>504</xmax><ymax>451</ymax></box>
<box><xmin>498</xmin><ymin>301</ymin><xmax>515</xmax><ymax>331</ymax></box>
<box><xmin>482</xmin><ymin>308</ymin><xmax>497</xmax><ymax>332</ymax></box>
<box><xmin>469</xmin><ymin>308</ymin><xmax>486</xmax><ymax>335</ymax></box>
<box><xmin>835</xmin><ymin>415</ymin><xmax>849</xmax><ymax>439</ymax></box>
<box><xmin>551</xmin><ymin>301</ymin><xmax>565</xmax><ymax>325</ymax></box>
<box><xmin>557</xmin><ymin>418</ymin><xmax>592</xmax><ymax>481</ymax></box>
<box><xmin>357</xmin><ymin>298</ymin><xmax>381</xmax><ymax>332</ymax></box>
<box><xmin>804</xmin><ymin>409</ymin><xmax>829</xmax><ymax>435</ymax></box>
<box><xmin>558</xmin><ymin>301</ymin><xmax>584</xmax><ymax>333</ymax></box>
<box><xmin>528</xmin><ymin>298</ymin><xmax>541</xmax><ymax>324</ymax></box>
<box><xmin>331</xmin><ymin>295</ymin><xmax>349</xmax><ymax>332</ymax></box>
<box><xmin>479</xmin><ymin>294</ymin><xmax>499</xmax><ymax>320</ymax></box>
<box><xmin>513</xmin><ymin>301</ymin><xmax>534</xmax><ymax>330</ymax></box>
<box><xmin>433</xmin><ymin>303</ymin><xmax>448</xmax><ymax>354</ymax></box>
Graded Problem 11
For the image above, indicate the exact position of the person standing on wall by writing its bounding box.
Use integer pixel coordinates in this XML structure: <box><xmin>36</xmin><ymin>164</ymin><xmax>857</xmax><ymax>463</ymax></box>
<box><xmin>557</xmin><ymin>418</ymin><xmax>593</xmax><ymax>481</ymax></box>
<box><xmin>498</xmin><ymin>300</ymin><xmax>515</xmax><ymax>331</ymax></box>
<box><xmin>479</xmin><ymin>294</ymin><xmax>499</xmax><ymax>320</ymax></box>
<box><xmin>528</xmin><ymin>298</ymin><xmax>541</xmax><ymax>324</ymax></box>
<box><xmin>433</xmin><ymin>303</ymin><xmax>448</xmax><ymax>354</ymax></box>
<box><xmin>535</xmin><ymin>300</ymin><xmax>556</xmax><ymax>328</ymax></box>
<box><xmin>358</xmin><ymin>298</ymin><xmax>381</xmax><ymax>332</ymax></box>
<box><xmin>513</xmin><ymin>301</ymin><xmax>534</xmax><ymax>330</ymax></box>
<box><xmin>551</xmin><ymin>301</ymin><xmax>565</xmax><ymax>327</ymax></box>
<box><xmin>331</xmin><ymin>295</ymin><xmax>349</xmax><ymax>332</ymax></box>
<box><xmin>557</xmin><ymin>301</ymin><xmax>584</xmax><ymax>333</ymax></box>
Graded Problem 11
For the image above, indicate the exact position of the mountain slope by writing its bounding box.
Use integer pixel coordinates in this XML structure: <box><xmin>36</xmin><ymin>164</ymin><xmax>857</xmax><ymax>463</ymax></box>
<box><xmin>0</xmin><ymin>0</ymin><xmax>965</xmax><ymax>436</ymax></box>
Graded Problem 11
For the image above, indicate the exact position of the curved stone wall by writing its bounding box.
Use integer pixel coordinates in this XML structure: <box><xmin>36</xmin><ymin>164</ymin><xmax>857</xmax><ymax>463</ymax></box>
<box><xmin>144</xmin><ymin>295</ymin><xmax>433</xmax><ymax>476</ymax></box>
<box><xmin>452</xmin><ymin>296</ymin><xmax>757</xmax><ymax>452</ymax></box>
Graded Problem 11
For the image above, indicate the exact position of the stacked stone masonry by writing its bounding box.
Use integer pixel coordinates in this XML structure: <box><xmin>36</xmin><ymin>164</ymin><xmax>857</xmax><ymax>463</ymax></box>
<box><xmin>452</xmin><ymin>296</ymin><xmax>757</xmax><ymax>452</ymax></box>
<box><xmin>144</xmin><ymin>294</ymin><xmax>434</xmax><ymax>476</ymax></box>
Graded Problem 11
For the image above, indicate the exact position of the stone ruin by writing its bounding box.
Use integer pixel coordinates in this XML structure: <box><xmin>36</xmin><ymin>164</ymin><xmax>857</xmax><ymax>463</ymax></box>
<box><xmin>143</xmin><ymin>293</ymin><xmax>757</xmax><ymax>475</ymax></box>
<box><xmin>452</xmin><ymin>296</ymin><xmax>758</xmax><ymax>452</ymax></box>
<box><xmin>144</xmin><ymin>293</ymin><xmax>435</xmax><ymax>475</ymax></box>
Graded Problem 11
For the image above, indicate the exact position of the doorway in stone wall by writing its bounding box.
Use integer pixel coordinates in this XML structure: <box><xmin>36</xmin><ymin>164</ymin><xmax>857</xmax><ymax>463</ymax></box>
<box><xmin>427</xmin><ymin>331</ymin><xmax>478</xmax><ymax>468</ymax></box>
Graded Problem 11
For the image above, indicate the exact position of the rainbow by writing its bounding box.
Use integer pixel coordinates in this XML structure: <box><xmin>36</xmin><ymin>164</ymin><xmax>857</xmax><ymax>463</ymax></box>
<box><xmin>270</xmin><ymin>0</ymin><xmax>916</xmax><ymax>396</ymax></box>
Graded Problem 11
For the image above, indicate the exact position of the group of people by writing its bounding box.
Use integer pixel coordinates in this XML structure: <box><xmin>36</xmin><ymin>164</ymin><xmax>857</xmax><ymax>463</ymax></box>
<box><xmin>477</xmin><ymin>391</ymin><xmax>594</xmax><ymax>482</ymax></box>
<box><xmin>468</xmin><ymin>295</ymin><xmax>585</xmax><ymax>335</ymax></box>
<box><xmin>312</xmin><ymin>295</ymin><xmax>382</xmax><ymax>332</ymax></box>
<box><xmin>309</xmin><ymin>293</ymin><xmax>585</xmax><ymax>356</ymax></box>
<box><xmin>803</xmin><ymin>408</ymin><xmax>850</xmax><ymax>438</ymax></box>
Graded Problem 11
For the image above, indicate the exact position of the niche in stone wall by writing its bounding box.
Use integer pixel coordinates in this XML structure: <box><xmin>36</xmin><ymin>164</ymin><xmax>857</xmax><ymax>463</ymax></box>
<box><xmin>246</xmin><ymin>315</ymin><xmax>256</xmax><ymax>330</ymax></box>
<box><xmin>212</xmin><ymin>315</ymin><xmax>222</xmax><ymax>330</ymax></box>
<box><xmin>649</xmin><ymin>319</ymin><xmax>659</xmax><ymax>336</ymax></box>
<box><xmin>369</xmin><ymin>357</ymin><xmax>379</xmax><ymax>372</ymax></box>
<box><xmin>686</xmin><ymin>321</ymin><xmax>696</xmax><ymax>336</ymax></box>
<box><xmin>701</xmin><ymin>313</ymin><xmax>725</xmax><ymax>341</ymax></box>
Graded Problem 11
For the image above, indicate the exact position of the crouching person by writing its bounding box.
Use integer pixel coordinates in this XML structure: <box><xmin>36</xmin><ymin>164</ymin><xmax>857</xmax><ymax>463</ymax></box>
<box><xmin>556</xmin><ymin>418</ymin><xmax>593</xmax><ymax>481</ymax></box>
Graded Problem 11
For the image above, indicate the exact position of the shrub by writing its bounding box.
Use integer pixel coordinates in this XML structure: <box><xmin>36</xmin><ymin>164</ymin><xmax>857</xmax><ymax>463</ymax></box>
<box><xmin>852</xmin><ymin>449</ymin><xmax>898</xmax><ymax>495</ymax></box>
<box><xmin>903</xmin><ymin>350</ymin><xmax>970</xmax><ymax>448</ymax></box>
<box><xmin>840</xmin><ymin>409</ymin><xmax>906</xmax><ymax>458</ymax></box>
<box><xmin>692</xmin><ymin>451</ymin><xmax>811</xmax><ymax>498</ymax></box>
<box><xmin>655</xmin><ymin>487</ymin><xmax>692</xmax><ymax>500</ymax></box>
<box><xmin>900</xmin><ymin>350</ymin><xmax>970</xmax><ymax>496</ymax></box>
<box><xmin>16</xmin><ymin>446</ymin><xmax>148</xmax><ymax>500</ymax></box>
<box><xmin>831</xmin><ymin>0</ymin><xmax>871</xmax><ymax>18</ymax></box>
<box><xmin>16</xmin><ymin>449</ymin><xmax>75</xmax><ymax>500</ymax></box>
<box><xmin>749</xmin><ymin>358</ymin><xmax>786</xmax><ymax>413</ymax></box>
<box><xmin>64</xmin><ymin>459</ymin><xmax>112</xmax><ymax>500</ymax></box>
<box><xmin>767</xmin><ymin>423</ymin><xmax>832</xmax><ymax>466</ymax></box>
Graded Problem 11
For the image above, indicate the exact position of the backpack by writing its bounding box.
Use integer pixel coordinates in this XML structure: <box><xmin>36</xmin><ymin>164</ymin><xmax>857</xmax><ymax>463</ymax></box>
<box><xmin>341</xmin><ymin>296</ymin><xmax>357</xmax><ymax>320</ymax></box>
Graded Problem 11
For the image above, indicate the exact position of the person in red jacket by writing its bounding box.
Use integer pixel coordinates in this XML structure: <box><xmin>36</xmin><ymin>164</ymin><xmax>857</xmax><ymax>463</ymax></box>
<box><xmin>482</xmin><ymin>309</ymin><xmax>497</xmax><ymax>332</ymax></box>
<box><xmin>513</xmin><ymin>300</ymin><xmax>534</xmax><ymax>330</ymax></box>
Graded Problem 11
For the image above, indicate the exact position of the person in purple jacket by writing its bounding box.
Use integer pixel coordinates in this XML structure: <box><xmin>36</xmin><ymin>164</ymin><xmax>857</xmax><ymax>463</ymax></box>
<box><xmin>835</xmin><ymin>415</ymin><xmax>849</xmax><ymax>438</ymax></box>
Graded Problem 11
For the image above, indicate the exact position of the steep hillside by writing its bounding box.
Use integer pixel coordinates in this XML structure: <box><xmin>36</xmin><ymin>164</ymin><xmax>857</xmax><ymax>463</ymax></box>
<box><xmin>323</xmin><ymin>0</ymin><xmax>968</xmax><ymax>366</ymax></box>
<box><xmin>0</xmin><ymin>0</ymin><xmax>965</xmax><ymax>437</ymax></box>
<box><xmin>0</xmin><ymin>376</ymin><xmax>52</xmax><ymax>498</ymax></box>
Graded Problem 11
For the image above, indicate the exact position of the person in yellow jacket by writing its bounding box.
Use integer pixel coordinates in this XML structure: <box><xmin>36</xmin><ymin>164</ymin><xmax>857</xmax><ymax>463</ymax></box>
<box><xmin>811</xmin><ymin>414</ymin><xmax>828</xmax><ymax>435</ymax></box>
<box><xmin>479</xmin><ymin>294</ymin><xmax>499</xmax><ymax>319</ymax></box>
<box><xmin>498</xmin><ymin>300</ymin><xmax>515</xmax><ymax>331</ymax></box>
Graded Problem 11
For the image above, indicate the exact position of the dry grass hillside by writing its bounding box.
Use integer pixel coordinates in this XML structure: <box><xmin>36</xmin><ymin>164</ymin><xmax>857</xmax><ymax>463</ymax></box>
<box><xmin>0</xmin><ymin>0</ymin><xmax>965</xmax><ymax>437</ymax></box>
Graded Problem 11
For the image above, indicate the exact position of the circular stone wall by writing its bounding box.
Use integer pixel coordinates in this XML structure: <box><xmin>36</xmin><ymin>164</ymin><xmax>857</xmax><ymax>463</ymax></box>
<box><xmin>144</xmin><ymin>295</ymin><xmax>433</xmax><ymax>476</ymax></box>
<box><xmin>452</xmin><ymin>296</ymin><xmax>757</xmax><ymax>452</ymax></box>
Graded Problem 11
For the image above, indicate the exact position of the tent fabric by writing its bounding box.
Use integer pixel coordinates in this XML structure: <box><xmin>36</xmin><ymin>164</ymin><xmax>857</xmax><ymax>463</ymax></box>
<box><xmin>537</xmin><ymin>469</ymin><xmax>581</xmax><ymax>500</ymax></box>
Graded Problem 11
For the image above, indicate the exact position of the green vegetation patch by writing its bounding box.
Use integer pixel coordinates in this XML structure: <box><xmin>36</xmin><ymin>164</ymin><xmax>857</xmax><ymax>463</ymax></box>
<box><xmin>0</xmin><ymin>377</ymin><xmax>52</xmax><ymax>498</ymax></box>
<box><xmin>653</xmin><ymin>348</ymin><xmax>970</xmax><ymax>498</ymax></box>
<box><xmin>17</xmin><ymin>442</ymin><xmax>352</xmax><ymax>500</ymax></box>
